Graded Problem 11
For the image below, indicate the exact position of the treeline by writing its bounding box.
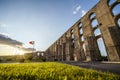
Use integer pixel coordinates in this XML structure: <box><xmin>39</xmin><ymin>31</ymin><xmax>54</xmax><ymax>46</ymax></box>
<box><xmin>0</xmin><ymin>53</ymin><xmax>46</xmax><ymax>63</ymax></box>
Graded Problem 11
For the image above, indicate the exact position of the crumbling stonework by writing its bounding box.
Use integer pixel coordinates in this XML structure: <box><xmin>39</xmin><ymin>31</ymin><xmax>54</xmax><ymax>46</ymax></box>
<box><xmin>45</xmin><ymin>0</ymin><xmax>120</xmax><ymax>61</ymax></box>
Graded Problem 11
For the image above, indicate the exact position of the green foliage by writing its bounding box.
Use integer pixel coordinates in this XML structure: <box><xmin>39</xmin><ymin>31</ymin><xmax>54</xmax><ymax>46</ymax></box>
<box><xmin>16</xmin><ymin>55</ymin><xmax>25</xmax><ymax>62</ymax></box>
<box><xmin>6</xmin><ymin>58</ymin><xmax>13</xmax><ymax>61</ymax></box>
<box><xmin>24</xmin><ymin>53</ymin><xmax>33</xmax><ymax>61</ymax></box>
<box><xmin>35</xmin><ymin>56</ymin><xmax>46</xmax><ymax>62</ymax></box>
<box><xmin>0</xmin><ymin>62</ymin><xmax>119</xmax><ymax>80</ymax></box>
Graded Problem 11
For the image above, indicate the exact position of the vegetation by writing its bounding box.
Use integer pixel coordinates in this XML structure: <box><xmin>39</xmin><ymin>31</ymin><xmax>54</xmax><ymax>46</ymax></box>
<box><xmin>24</xmin><ymin>53</ymin><xmax>33</xmax><ymax>61</ymax></box>
<box><xmin>0</xmin><ymin>53</ymin><xmax>46</xmax><ymax>63</ymax></box>
<box><xmin>0</xmin><ymin>62</ymin><xmax>119</xmax><ymax>80</ymax></box>
<box><xmin>15</xmin><ymin>55</ymin><xmax>25</xmax><ymax>62</ymax></box>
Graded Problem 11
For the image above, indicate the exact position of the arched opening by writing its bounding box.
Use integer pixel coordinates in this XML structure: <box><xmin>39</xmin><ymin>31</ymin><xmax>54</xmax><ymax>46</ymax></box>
<box><xmin>90</xmin><ymin>16</ymin><xmax>108</xmax><ymax>61</ymax></box>
<box><xmin>118</xmin><ymin>17</ymin><xmax>120</xmax><ymax>27</ymax></box>
<box><xmin>79</xmin><ymin>28</ymin><xmax>83</xmax><ymax>34</ymax></box>
<box><xmin>71</xmin><ymin>29</ymin><xmax>74</xmax><ymax>33</ymax></box>
<box><xmin>94</xmin><ymin>28</ymin><xmax>101</xmax><ymax>36</ymax></box>
<box><xmin>71</xmin><ymin>32</ymin><xmax>75</xmax><ymax>49</ymax></box>
<box><xmin>112</xmin><ymin>3</ymin><xmax>120</xmax><ymax>16</ymax></box>
<box><xmin>71</xmin><ymin>34</ymin><xmax>74</xmax><ymax>39</ymax></box>
<box><xmin>71</xmin><ymin>29</ymin><xmax>74</xmax><ymax>43</ymax></box>
<box><xmin>79</xmin><ymin>23</ymin><xmax>82</xmax><ymax>28</ymax></box>
<box><xmin>90</xmin><ymin>13</ymin><xmax>96</xmax><ymax>19</ymax></box>
<box><xmin>97</xmin><ymin>38</ymin><xmax>108</xmax><ymax>61</ymax></box>
<box><xmin>81</xmin><ymin>36</ymin><xmax>84</xmax><ymax>42</ymax></box>
<box><xmin>108</xmin><ymin>0</ymin><xmax>116</xmax><ymax>6</ymax></box>
<box><xmin>91</xmin><ymin>19</ymin><xmax>99</xmax><ymax>28</ymax></box>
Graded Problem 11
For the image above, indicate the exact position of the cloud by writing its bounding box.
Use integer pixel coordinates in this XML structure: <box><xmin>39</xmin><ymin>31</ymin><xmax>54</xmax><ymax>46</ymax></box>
<box><xmin>0</xmin><ymin>33</ymin><xmax>10</xmax><ymax>37</ymax></box>
<box><xmin>76</xmin><ymin>5</ymin><xmax>81</xmax><ymax>11</ymax></box>
<box><xmin>73</xmin><ymin>5</ymin><xmax>86</xmax><ymax>17</ymax></box>
<box><xmin>0</xmin><ymin>34</ymin><xmax>33</xmax><ymax>52</ymax></box>
<box><xmin>81</xmin><ymin>10</ymin><xmax>86</xmax><ymax>17</ymax></box>
<box><xmin>72</xmin><ymin>4</ymin><xmax>87</xmax><ymax>17</ymax></box>
<box><xmin>73</xmin><ymin>5</ymin><xmax>81</xmax><ymax>15</ymax></box>
<box><xmin>73</xmin><ymin>11</ymin><xmax>76</xmax><ymax>14</ymax></box>
<box><xmin>0</xmin><ymin>34</ymin><xmax>23</xmax><ymax>46</ymax></box>
<box><xmin>0</xmin><ymin>33</ymin><xmax>33</xmax><ymax>51</ymax></box>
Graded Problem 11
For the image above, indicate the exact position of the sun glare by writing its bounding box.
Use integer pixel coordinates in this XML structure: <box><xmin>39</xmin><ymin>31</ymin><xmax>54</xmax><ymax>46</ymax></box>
<box><xmin>0</xmin><ymin>44</ymin><xmax>25</xmax><ymax>55</ymax></box>
<box><xmin>13</xmin><ymin>48</ymin><xmax>24</xmax><ymax>55</ymax></box>
<box><xmin>17</xmin><ymin>50</ymin><xmax>24</xmax><ymax>55</ymax></box>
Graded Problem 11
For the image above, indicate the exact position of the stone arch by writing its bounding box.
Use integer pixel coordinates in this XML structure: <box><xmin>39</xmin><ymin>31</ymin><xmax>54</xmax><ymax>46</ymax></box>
<box><xmin>78</xmin><ymin>22</ymin><xmax>82</xmax><ymax>28</ymax></box>
<box><xmin>108</xmin><ymin>0</ymin><xmax>116</xmax><ymax>6</ymax></box>
<box><xmin>111</xmin><ymin>3</ymin><xmax>120</xmax><ymax>16</ymax></box>
<box><xmin>71</xmin><ymin>29</ymin><xmax>74</xmax><ymax>33</ymax></box>
<box><xmin>78</xmin><ymin>22</ymin><xmax>84</xmax><ymax>42</ymax></box>
<box><xmin>110</xmin><ymin>2</ymin><xmax>120</xmax><ymax>28</ymax></box>
<box><xmin>90</xmin><ymin>12</ymin><xmax>108</xmax><ymax>61</ymax></box>
<box><xmin>78</xmin><ymin>22</ymin><xmax>84</xmax><ymax>37</ymax></box>
<box><xmin>89</xmin><ymin>12</ymin><xmax>96</xmax><ymax>20</ymax></box>
<box><xmin>71</xmin><ymin>29</ymin><xmax>74</xmax><ymax>43</ymax></box>
<box><xmin>71</xmin><ymin>34</ymin><xmax>74</xmax><ymax>39</ymax></box>
<box><xmin>91</xmin><ymin>19</ymin><xmax>99</xmax><ymax>28</ymax></box>
<box><xmin>117</xmin><ymin>17</ymin><xmax>120</xmax><ymax>27</ymax></box>
<box><xmin>97</xmin><ymin>38</ymin><xmax>108</xmax><ymax>59</ymax></box>
<box><xmin>92</xmin><ymin>27</ymin><xmax>108</xmax><ymax>61</ymax></box>
<box><xmin>81</xmin><ymin>35</ymin><xmax>84</xmax><ymax>42</ymax></box>
<box><xmin>79</xmin><ymin>28</ymin><xmax>83</xmax><ymax>34</ymax></box>
<box><xmin>94</xmin><ymin>28</ymin><xmax>101</xmax><ymax>36</ymax></box>
<box><xmin>114</xmin><ymin>14</ymin><xmax>120</xmax><ymax>27</ymax></box>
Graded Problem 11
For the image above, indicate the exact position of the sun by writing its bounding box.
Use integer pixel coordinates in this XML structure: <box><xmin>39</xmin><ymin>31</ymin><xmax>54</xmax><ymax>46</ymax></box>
<box><xmin>17</xmin><ymin>50</ymin><xmax>24</xmax><ymax>55</ymax></box>
<box><xmin>13</xmin><ymin>48</ymin><xmax>24</xmax><ymax>55</ymax></box>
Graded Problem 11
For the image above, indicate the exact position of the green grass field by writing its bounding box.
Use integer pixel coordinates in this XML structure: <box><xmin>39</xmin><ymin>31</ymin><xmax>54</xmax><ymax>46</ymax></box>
<box><xmin>0</xmin><ymin>62</ymin><xmax>119</xmax><ymax>80</ymax></box>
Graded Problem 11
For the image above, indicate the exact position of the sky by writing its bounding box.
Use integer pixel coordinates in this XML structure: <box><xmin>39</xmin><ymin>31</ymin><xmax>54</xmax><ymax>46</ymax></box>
<box><xmin>0</xmin><ymin>0</ymin><xmax>100</xmax><ymax>55</ymax></box>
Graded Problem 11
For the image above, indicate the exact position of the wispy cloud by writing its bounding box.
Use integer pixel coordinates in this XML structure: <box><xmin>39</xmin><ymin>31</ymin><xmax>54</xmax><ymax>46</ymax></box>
<box><xmin>76</xmin><ymin>5</ymin><xmax>81</xmax><ymax>11</ymax></box>
<box><xmin>73</xmin><ymin>5</ymin><xmax>81</xmax><ymax>15</ymax></box>
<box><xmin>81</xmin><ymin>10</ymin><xmax>86</xmax><ymax>17</ymax></box>
<box><xmin>73</xmin><ymin>11</ymin><xmax>77</xmax><ymax>15</ymax></box>
<box><xmin>0</xmin><ymin>33</ymin><xmax>23</xmax><ymax>46</ymax></box>
<box><xmin>73</xmin><ymin>5</ymin><xmax>86</xmax><ymax>17</ymax></box>
<box><xmin>0</xmin><ymin>34</ymin><xmax>33</xmax><ymax>52</ymax></box>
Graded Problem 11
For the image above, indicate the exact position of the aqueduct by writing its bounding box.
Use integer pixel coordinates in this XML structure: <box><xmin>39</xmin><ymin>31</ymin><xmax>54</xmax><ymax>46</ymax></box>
<box><xmin>45</xmin><ymin>0</ymin><xmax>120</xmax><ymax>61</ymax></box>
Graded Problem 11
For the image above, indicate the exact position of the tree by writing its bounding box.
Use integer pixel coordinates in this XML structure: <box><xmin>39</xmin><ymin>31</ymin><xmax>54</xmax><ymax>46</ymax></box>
<box><xmin>16</xmin><ymin>55</ymin><xmax>25</xmax><ymax>62</ymax></box>
<box><xmin>24</xmin><ymin>53</ymin><xmax>33</xmax><ymax>61</ymax></box>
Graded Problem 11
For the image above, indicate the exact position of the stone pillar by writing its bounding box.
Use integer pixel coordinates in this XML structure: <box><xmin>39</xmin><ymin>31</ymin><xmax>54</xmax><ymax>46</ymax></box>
<box><xmin>108</xmin><ymin>27</ymin><xmax>120</xmax><ymax>59</ymax></box>
<box><xmin>102</xmin><ymin>27</ymin><xmax>120</xmax><ymax>61</ymax></box>
<box><xmin>54</xmin><ymin>43</ymin><xmax>57</xmax><ymax>61</ymax></box>
<box><xmin>61</xmin><ymin>43</ymin><xmax>66</xmax><ymax>61</ymax></box>
<box><xmin>59</xmin><ymin>45</ymin><xmax>62</xmax><ymax>61</ymax></box>
<box><xmin>97</xmin><ymin>0</ymin><xmax>120</xmax><ymax>61</ymax></box>
<box><xmin>57</xmin><ymin>44</ymin><xmax>62</xmax><ymax>61</ymax></box>
<box><xmin>86</xmin><ymin>36</ymin><xmax>101</xmax><ymax>61</ymax></box>
<box><xmin>86</xmin><ymin>36</ymin><xmax>93</xmax><ymax>61</ymax></box>
<box><xmin>56</xmin><ymin>44</ymin><xmax>59</xmax><ymax>61</ymax></box>
<box><xmin>73</xmin><ymin>25</ymin><xmax>86</xmax><ymax>61</ymax></box>
<box><xmin>65</xmin><ymin>37</ymin><xmax>71</xmax><ymax>61</ymax></box>
<box><xmin>70</xmin><ymin>42</ymin><xmax>74</xmax><ymax>61</ymax></box>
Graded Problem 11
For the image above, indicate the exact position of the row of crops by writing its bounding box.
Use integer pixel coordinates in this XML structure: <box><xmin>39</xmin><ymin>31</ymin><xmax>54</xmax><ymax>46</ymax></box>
<box><xmin>0</xmin><ymin>62</ymin><xmax>119</xmax><ymax>80</ymax></box>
